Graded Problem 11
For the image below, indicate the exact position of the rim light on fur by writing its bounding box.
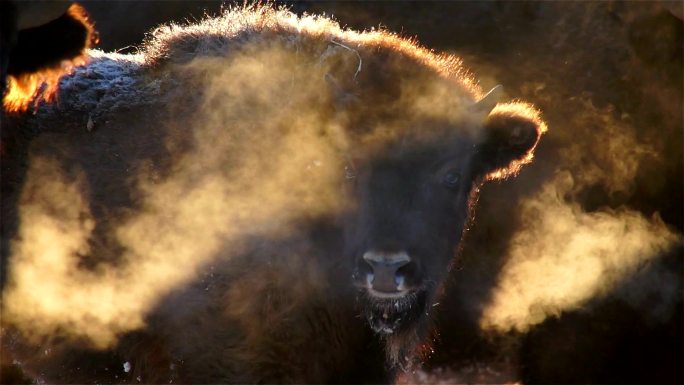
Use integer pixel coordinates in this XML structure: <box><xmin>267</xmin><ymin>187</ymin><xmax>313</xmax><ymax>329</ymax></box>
<box><xmin>2</xmin><ymin>3</ymin><xmax>97</xmax><ymax>113</ymax></box>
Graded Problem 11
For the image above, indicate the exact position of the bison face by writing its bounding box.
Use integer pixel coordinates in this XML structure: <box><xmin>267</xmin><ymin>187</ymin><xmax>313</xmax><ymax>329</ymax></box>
<box><xmin>347</xmin><ymin>103</ymin><xmax>546</xmax><ymax>340</ymax></box>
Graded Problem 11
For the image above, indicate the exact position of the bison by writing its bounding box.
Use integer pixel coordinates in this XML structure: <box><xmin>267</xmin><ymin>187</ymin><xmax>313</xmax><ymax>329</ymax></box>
<box><xmin>1</xmin><ymin>5</ymin><xmax>545</xmax><ymax>383</ymax></box>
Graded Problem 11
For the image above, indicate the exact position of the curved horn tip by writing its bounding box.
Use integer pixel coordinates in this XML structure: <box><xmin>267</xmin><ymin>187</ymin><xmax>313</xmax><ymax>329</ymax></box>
<box><xmin>472</xmin><ymin>84</ymin><xmax>504</xmax><ymax>112</ymax></box>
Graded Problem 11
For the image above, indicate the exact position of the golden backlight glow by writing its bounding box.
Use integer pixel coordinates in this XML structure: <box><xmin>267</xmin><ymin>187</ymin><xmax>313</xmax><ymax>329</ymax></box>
<box><xmin>2</xmin><ymin>4</ymin><xmax>96</xmax><ymax>113</ymax></box>
<box><xmin>485</xmin><ymin>102</ymin><xmax>548</xmax><ymax>181</ymax></box>
<box><xmin>479</xmin><ymin>172</ymin><xmax>679</xmax><ymax>332</ymax></box>
<box><xmin>4</xmin><ymin>65</ymin><xmax>77</xmax><ymax>112</ymax></box>
<box><xmin>1</xmin><ymin>43</ymin><xmax>346</xmax><ymax>348</ymax></box>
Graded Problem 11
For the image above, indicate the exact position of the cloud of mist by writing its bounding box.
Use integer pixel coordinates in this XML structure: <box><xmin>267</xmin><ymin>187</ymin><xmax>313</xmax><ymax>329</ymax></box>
<box><xmin>2</xmin><ymin>40</ymin><xmax>350</xmax><ymax>349</ymax></box>
<box><xmin>480</xmin><ymin>95</ymin><xmax>682</xmax><ymax>333</ymax></box>
<box><xmin>480</xmin><ymin>171</ymin><xmax>679</xmax><ymax>332</ymax></box>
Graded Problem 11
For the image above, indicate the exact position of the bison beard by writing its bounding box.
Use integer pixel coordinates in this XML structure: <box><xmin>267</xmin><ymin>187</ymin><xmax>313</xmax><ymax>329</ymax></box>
<box><xmin>0</xmin><ymin>5</ymin><xmax>545</xmax><ymax>383</ymax></box>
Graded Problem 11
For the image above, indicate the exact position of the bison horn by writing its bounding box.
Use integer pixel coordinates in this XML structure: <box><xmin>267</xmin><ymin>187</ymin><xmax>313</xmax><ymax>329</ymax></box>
<box><xmin>471</xmin><ymin>84</ymin><xmax>503</xmax><ymax>112</ymax></box>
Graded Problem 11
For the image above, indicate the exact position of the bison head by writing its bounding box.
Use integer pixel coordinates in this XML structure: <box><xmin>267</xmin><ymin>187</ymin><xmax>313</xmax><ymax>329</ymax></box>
<box><xmin>345</xmin><ymin>93</ymin><xmax>546</xmax><ymax>364</ymax></box>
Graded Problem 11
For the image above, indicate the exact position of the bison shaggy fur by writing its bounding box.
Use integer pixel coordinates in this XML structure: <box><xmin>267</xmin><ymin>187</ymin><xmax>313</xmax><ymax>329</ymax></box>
<box><xmin>1</xmin><ymin>5</ymin><xmax>545</xmax><ymax>383</ymax></box>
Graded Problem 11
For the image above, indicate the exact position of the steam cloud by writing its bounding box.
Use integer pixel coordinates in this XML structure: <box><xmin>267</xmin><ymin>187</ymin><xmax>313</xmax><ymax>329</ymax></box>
<box><xmin>480</xmin><ymin>171</ymin><xmax>679</xmax><ymax>332</ymax></box>
<box><xmin>2</xmin><ymin>37</ymin><xmax>348</xmax><ymax>349</ymax></box>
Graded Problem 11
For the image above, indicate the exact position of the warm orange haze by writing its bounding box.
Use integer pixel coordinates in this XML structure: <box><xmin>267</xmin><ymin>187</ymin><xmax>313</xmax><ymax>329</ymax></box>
<box><xmin>1</xmin><ymin>1</ymin><xmax>682</xmax><ymax>384</ymax></box>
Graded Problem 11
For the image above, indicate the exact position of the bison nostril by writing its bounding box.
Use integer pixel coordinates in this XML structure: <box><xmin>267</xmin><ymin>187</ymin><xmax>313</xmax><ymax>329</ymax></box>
<box><xmin>361</xmin><ymin>250</ymin><xmax>411</xmax><ymax>292</ymax></box>
<box><xmin>394</xmin><ymin>274</ymin><xmax>405</xmax><ymax>287</ymax></box>
<box><xmin>396</xmin><ymin>260</ymin><xmax>417</xmax><ymax>281</ymax></box>
<box><xmin>366</xmin><ymin>272</ymin><xmax>375</xmax><ymax>287</ymax></box>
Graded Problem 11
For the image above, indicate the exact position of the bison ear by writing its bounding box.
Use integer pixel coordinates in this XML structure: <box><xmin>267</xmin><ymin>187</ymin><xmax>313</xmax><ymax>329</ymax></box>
<box><xmin>474</xmin><ymin>102</ymin><xmax>547</xmax><ymax>181</ymax></box>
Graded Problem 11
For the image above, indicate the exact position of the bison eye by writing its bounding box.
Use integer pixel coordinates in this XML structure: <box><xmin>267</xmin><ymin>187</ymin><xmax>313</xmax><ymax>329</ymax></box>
<box><xmin>442</xmin><ymin>169</ymin><xmax>461</xmax><ymax>189</ymax></box>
